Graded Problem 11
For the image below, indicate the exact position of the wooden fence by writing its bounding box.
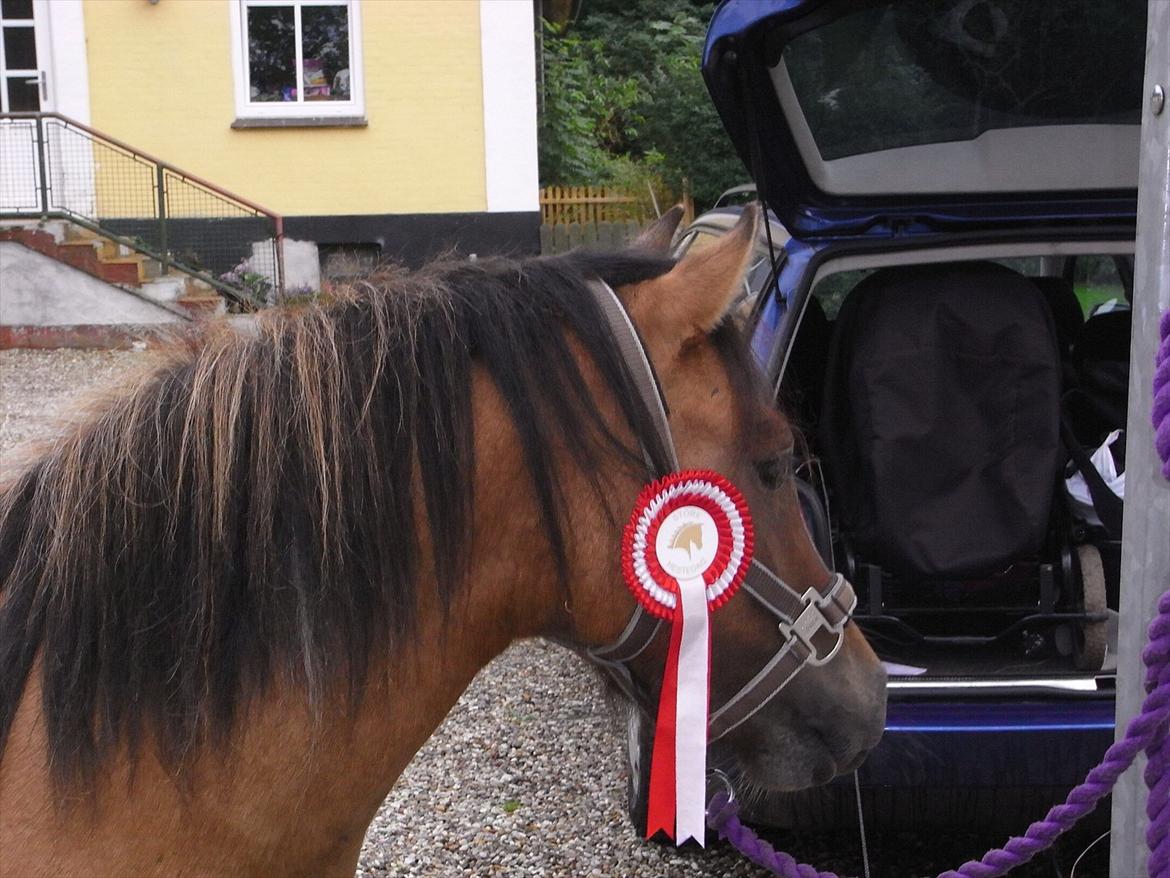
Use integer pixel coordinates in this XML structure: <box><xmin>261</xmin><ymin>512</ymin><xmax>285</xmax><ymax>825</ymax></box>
<box><xmin>537</xmin><ymin>184</ymin><xmax>696</xmax><ymax>254</ymax></box>
<box><xmin>540</xmin><ymin>185</ymin><xmax>648</xmax><ymax>225</ymax></box>
<box><xmin>539</xmin><ymin>219</ymin><xmax>646</xmax><ymax>255</ymax></box>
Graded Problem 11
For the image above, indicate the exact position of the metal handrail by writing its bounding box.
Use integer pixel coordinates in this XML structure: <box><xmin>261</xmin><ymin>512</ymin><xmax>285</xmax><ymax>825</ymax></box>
<box><xmin>3</xmin><ymin>112</ymin><xmax>278</xmax><ymax>217</ymax></box>
<box><xmin>0</xmin><ymin>111</ymin><xmax>285</xmax><ymax>306</ymax></box>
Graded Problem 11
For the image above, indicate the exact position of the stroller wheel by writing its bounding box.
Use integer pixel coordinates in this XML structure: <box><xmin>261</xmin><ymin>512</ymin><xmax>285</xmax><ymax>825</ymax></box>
<box><xmin>1074</xmin><ymin>544</ymin><xmax>1108</xmax><ymax>671</ymax></box>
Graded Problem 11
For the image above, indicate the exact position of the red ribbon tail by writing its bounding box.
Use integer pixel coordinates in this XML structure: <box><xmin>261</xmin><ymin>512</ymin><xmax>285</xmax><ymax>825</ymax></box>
<box><xmin>645</xmin><ymin>613</ymin><xmax>683</xmax><ymax>840</ymax></box>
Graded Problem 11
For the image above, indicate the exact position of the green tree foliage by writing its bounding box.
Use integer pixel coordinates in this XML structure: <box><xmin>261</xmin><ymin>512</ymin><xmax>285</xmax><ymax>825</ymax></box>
<box><xmin>538</xmin><ymin>0</ymin><xmax>746</xmax><ymax>210</ymax></box>
<box><xmin>537</xmin><ymin>26</ymin><xmax>639</xmax><ymax>185</ymax></box>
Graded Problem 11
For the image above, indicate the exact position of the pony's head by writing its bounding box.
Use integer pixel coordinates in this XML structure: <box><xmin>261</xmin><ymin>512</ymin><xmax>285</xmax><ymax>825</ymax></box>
<box><xmin>560</xmin><ymin>205</ymin><xmax>886</xmax><ymax>792</ymax></box>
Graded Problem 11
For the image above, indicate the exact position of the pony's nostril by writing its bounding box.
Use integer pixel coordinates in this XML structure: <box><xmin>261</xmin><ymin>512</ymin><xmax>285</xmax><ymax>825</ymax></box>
<box><xmin>804</xmin><ymin>712</ymin><xmax>882</xmax><ymax>774</ymax></box>
<box><xmin>811</xmin><ymin>758</ymin><xmax>837</xmax><ymax>786</ymax></box>
<box><xmin>840</xmin><ymin>747</ymin><xmax>871</xmax><ymax>773</ymax></box>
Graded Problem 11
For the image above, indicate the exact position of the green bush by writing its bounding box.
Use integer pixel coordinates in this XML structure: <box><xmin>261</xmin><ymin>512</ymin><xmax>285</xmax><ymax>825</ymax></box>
<box><xmin>539</xmin><ymin>1</ymin><xmax>745</xmax><ymax>211</ymax></box>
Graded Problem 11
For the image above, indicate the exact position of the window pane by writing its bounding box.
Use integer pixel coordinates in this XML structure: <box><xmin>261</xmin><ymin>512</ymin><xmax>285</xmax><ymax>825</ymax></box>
<box><xmin>784</xmin><ymin>0</ymin><xmax>1145</xmax><ymax>160</ymax></box>
<box><xmin>681</xmin><ymin>231</ymin><xmax>723</xmax><ymax>255</ymax></box>
<box><xmin>247</xmin><ymin>5</ymin><xmax>296</xmax><ymax>103</ymax></box>
<box><xmin>3</xmin><ymin>25</ymin><xmax>36</xmax><ymax>69</ymax></box>
<box><xmin>301</xmin><ymin>4</ymin><xmax>350</xmax><ymax>101</ymax></box>
<box><xmin>746</xmin><ymin>254</ymin><xmax>774</xmax><ymax>294</ymax></box>
<box><xmin>1074</xmin><ymin>256</ymin><xmax>1126</xmax><ymax>317</ymax></box>
<box><xmin>0</xmin><ymin>0</ymin><xmax>34</xmax><ymax>20</ymax></box>
<box><xmin>6</xmin><ymin>75</ymin><xmax>39</xmax><ymax>111</ymax></box>
<box><xmin>320</xmin><ymin>243</ymin><xmax>380</xmax><ymax>280</ymax></box>
<box><xmin>992</xmin><ymin>256</ymin><xmax>1044</xmax><ymax>275</ymax></box>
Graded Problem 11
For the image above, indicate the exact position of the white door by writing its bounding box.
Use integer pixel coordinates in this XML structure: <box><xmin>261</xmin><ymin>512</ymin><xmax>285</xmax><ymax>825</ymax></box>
<box><xmin>0</xmin><ymin>0</ymin><xmax>53</xmax><ymax>214</ymax></box>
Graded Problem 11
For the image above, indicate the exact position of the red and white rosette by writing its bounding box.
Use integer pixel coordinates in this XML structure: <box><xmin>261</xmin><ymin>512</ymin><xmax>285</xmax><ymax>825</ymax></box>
<box><xmin>622</xmin><ymin>470</ymin><xmax>754</xmax><ymax>845</ymax></box>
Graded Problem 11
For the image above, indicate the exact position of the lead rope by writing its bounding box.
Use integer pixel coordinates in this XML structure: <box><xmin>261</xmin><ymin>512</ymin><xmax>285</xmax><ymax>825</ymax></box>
<box><xmin>706</xmin><ymin>310</ymin><xmax>1170</xmax><ymax>877</ymax></box>
<box><xmin>708</xmin><ymin>592</ymin><xmax>1169</xmax><ymax>877</ymax></box>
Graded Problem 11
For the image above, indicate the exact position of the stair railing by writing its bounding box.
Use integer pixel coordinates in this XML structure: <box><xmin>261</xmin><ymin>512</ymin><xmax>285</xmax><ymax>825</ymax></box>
<box><xmin>0</xmin><ymin>112</ymin><xmax>285</xmax><ymax>306</ymax></box>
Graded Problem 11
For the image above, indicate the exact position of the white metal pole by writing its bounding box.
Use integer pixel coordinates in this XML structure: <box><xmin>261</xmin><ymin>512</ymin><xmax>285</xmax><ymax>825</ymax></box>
<box><xmin>1109</xmin><ymin>3</ymin><xmax>1170</xmax><ymax>875</ymax></box>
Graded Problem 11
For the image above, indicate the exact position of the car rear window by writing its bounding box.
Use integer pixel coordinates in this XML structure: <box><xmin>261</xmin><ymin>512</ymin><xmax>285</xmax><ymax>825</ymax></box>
<box><xmin>812</xmin><ymin>269</ymin><xmax>873</xmax><ymax>318</ymax></box>
<box><xmin>782</xmin><ymin>0</ymin><xmax>1145</xmax><ymax>161</ymax></box>
<box><xmin>810</xmin><ymin>254</ymin><xmax>1132</xmax><ymax>323</ymax></box>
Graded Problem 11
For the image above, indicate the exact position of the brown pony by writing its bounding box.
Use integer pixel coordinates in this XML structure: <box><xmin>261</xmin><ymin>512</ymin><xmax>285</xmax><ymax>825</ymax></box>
<box><xmin>0</xmin><ymin>207</ymin><xmax>886</xmax><ymax>876</ymax></box>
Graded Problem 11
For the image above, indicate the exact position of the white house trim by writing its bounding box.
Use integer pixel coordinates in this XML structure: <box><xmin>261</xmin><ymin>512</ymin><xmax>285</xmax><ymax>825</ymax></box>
<box><xmin>479</xmin><ymin>0</ymin><xmax>538</xmax><ymax>213</ymax></box>
<box><xmin>43</xmin><ymin>0</ymin><xmax>91</xmax><ymax>122</ymax></box>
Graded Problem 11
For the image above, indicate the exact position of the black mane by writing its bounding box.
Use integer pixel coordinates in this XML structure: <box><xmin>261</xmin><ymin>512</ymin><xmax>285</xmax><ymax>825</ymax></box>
<box><xmin>0</xmin><ymin>248</ymin><xmax>676</xmax><ymax>790</ymax></box>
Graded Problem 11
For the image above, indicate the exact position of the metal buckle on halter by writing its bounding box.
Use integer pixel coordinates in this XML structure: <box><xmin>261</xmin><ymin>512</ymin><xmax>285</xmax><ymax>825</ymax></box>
<box><xmin>706</xmin><ymin>768</ymin><xmax>735</xmax><ymax>806</ymax></box>
<box><xmin>778</xmin><ymin>587</ymin><xmax>845</xmax><ymax>666</ymax></box>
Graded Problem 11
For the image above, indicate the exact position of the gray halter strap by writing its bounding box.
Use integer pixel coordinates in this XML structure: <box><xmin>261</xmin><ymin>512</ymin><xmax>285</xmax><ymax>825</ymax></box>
<box><xmin>581</xmin><ymin>279</ymin><xmax>855</xmax><ymax>742</ymax></box>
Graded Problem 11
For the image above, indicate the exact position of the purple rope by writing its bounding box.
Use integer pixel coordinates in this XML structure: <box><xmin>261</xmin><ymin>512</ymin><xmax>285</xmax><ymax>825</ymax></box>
<box><xmin>707</xmin><ymin>588</ymin><xmax>1170</xmax><ymax>878</ymax></box>
<box><xmin>1155</xmin><ymin>310</ymin><xmax>1170</xmax><ymax>481</ymax></box>
<box><xmin>706</xmin><ymin>791</ymin><xmax>838</xmax><ymax>878</ymax></box>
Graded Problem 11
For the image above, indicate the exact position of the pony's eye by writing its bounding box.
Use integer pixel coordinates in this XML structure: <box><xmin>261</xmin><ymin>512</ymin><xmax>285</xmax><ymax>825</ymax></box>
<box><xmin>754</xmin><ymin>456</ymin><xmax>790</xmax><ymax>491</ymax></box>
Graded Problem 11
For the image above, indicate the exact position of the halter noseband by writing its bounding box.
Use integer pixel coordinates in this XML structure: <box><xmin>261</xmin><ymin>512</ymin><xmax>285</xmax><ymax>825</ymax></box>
<box><xmin>583</xmin><ymin>280</ymin><xmax>856</xmax><ymax>742</ymax></box>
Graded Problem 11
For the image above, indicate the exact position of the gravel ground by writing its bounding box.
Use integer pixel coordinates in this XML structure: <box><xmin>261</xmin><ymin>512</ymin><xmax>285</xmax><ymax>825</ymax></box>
<box><xmin>1</xmin><ymin>349</ymin><xmax>1112</xmax><ymax>878</ymax></box>
<box><xmin>0</xmin><ymin>349</ymin><xmax>146</xmax><ymax>481</ymax></box>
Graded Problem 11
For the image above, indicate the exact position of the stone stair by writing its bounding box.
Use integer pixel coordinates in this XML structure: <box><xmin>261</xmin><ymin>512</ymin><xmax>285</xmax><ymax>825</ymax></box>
<box><xmin>0</xmin><ymin>223</ymin><xmax>226</xmax><ymax>319</ymax></box>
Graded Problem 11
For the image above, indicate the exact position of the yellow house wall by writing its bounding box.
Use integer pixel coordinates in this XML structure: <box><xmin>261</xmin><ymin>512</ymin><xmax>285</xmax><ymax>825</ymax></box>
<box><xmin>83</xmin><ymin>0</ymin><xmax>488</xmax><ymax>217</ymax></box>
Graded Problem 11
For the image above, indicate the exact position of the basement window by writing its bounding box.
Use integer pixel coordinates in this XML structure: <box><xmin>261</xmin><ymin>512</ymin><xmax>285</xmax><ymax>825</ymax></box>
<box><xmin>319</xmin><ymin>243</ymin><xmax>382</xmax><ymax>280</ymax></box>
<box><xmin>229</xmin><ymin>0</ymin><xmax>365</xmax><ymax>126</ymax></box>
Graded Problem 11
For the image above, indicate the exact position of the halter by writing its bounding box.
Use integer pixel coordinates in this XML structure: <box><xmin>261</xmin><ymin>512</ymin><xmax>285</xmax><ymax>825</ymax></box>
<box><xmin>582</xmin><ymin>280</ymin><xmax>856</xmax><ymax>742</ymax></box>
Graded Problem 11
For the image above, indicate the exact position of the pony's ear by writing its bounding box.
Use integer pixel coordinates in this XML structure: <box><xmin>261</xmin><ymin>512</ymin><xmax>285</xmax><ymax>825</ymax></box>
<box><xmin>631</xmin><ymin>205</ymin><xmax>685</xmax><ymax>255</ymax></box>
<box><xmin>630</xmin><ymin>204</ymin><xmax>758</xmax><ymax>344</ymax></box>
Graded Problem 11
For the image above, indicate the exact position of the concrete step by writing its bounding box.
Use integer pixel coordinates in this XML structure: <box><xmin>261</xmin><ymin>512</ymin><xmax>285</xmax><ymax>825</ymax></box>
<box><xmin>183</xmin><ymin>277</ymin><xmax>216</xmax><ymax>297</ymax></box>
<box><xmin>0</xmin><ymin>240</ymin><xmax>185</xmax><ymax>338</ymax></box>
<box><xmin>0</xmin><ymin>227</ymin><xmax>57</xmax><ymax>257</ymax></box>
<box><xmin>57</xmin><ymin>239</ymin><xmax>98</xmax><ymax>254</ymax></box>
<box><xmin>63</xmin><ymin>224</ymin><xmax>100</xmax><ymax>244</ymax></box>
<box><xmin>96</xmin><ymin>257</ymin><xmax>143</xmax><ymax>286</ymax></box>
<box><xmin>5</xmin><ymin>221</ymin><xmax>230</xmax><ymax>316</ymax></box>
<box><xmin>97</xmin><ymin>239</ymin><xmax>125</xmax><ymax>260</ymax></box>
<box><xmin>2</xmin><ymin>219</ymin><xmax>68</xmax><ymax>243</ymax></box>
<box><xmin>176</xmin><ymin>293</ymin><xmax>226</xmax><ymax>320</ymax></box>
<box><xmin>138</xmin><ymin>276</ymin><xmax>185</xmax><ymax>302</ymax></box>
<box><xmin>56</xmin><ymin>240</ymin><xmax>101</xmax><ymax>274</ymax></box>
<box><xmin>100</xmin><ymin>255</ymin><xmax>147</xmax><ymax>284</ymax></box>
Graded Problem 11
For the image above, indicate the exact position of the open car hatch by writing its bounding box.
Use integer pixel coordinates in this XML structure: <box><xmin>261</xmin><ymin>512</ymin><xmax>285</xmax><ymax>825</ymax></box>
<box><xmin>702</xmin><ymin>0</ymin><xmax>1145</xmax><ymax>240</ymax></box>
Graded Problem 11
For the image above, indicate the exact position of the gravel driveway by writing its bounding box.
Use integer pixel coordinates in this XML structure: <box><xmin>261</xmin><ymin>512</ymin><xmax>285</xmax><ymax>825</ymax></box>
<box><xmin>1</xmin><ymin>349</ymin><xmax>1109</xmax><ymax>878</ymax></box>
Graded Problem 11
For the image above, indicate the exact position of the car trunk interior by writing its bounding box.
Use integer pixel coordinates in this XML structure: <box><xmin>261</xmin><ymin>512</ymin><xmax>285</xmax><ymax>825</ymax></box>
<box><xmin>778</xmin><ymin>246</ymin><xmax>1131</xmax><ymax>682</ymax></box>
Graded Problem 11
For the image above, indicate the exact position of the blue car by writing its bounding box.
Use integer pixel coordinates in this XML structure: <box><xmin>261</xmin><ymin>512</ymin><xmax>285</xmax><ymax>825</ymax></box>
<box><xmin>628</xmin><ymin>0</ymin><xmax>1141</xmax><ymax>833</ymax></box>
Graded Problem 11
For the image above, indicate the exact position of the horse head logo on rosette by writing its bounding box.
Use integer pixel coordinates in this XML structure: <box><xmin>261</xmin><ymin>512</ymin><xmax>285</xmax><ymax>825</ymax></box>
<box><xmin>666</xmin><ymin>520</ymin><xmax>709</xmax><ymax>566</ymax></box>
<box><xmin>622</xmin><ymin>470</ymin><xmax>754</xmax><ymax>845</ymax></box>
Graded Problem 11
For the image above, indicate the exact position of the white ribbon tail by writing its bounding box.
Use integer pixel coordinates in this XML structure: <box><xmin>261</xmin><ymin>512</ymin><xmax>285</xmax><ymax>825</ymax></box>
<box><xmin>674</xmin><ymin>574</ymin><xmax>710</xmax><ymax>845</ymax></box>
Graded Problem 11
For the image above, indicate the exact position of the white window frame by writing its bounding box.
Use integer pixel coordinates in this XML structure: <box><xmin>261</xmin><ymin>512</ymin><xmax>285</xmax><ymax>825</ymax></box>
<box><xmin>228</xmin><ymin>0</ymin><xmax>364</xmax><ymax>122</ymax></box>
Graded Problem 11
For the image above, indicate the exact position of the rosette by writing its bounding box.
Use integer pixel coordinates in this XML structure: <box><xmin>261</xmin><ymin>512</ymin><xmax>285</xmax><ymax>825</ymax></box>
<box><xmin>621</xmin><ymin>470</ymin><xmax>754</xmax><ymax>844</ymax></box>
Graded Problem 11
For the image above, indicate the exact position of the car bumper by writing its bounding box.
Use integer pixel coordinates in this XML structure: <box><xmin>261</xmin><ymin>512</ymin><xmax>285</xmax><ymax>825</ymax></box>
<box><xmin>746</xmin><ymin>691</ymin><xmax>1115</xmax><ymax>831</ymax></box>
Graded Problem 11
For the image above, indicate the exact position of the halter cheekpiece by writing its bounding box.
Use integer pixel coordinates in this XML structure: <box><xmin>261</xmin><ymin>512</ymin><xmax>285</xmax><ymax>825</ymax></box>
<box><xmin>582</xmin><ymin>279</ymin><xmax>857</xmax><ymax>845</ymax></box>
